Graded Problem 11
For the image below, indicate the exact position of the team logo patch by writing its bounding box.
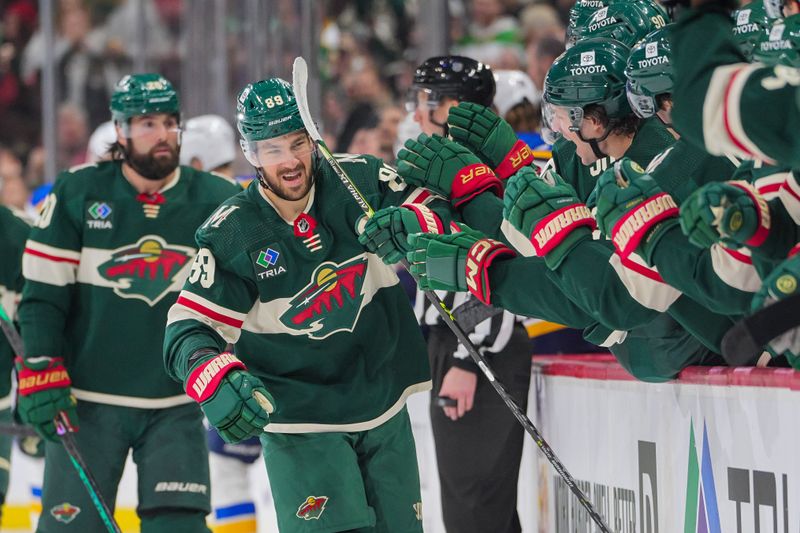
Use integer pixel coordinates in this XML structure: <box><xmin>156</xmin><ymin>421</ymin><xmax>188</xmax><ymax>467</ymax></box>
<box><xmin>50</xmin><ymin>503</ymin><xmax>80</xmax><ymax>524</ymax></box>
<box><xmin>98</xmin><ymin>236</ymin><xmax>193</xmax><ymax>306</ymax></box>
<box><xmin>645</xmin><ymin>42</ymin><xmax>658</xmax><ymax>58</ymax></box>
<box><xmin>86</xmin><ymin>201</ymin><xmax>113</xmax><ymax>229</ymax></box>
<box><xmin>580</xmin><ymin>51</ymin><xmax>596</xmax><ymax>66</ymax></box>
<box><xmin>252</xmin><ymin>244</ymin><xmax>288</xmax><ymax>279</ymax></box>
<box><xmin>776</xmin><ymin>274</ymin><xmax>797</xmax><ymax>295</ymax></box>
<box><xmin>294</xmin><ymin>213</ymin><xmax>323</xmax><ymax>252</ymax></box>
<box><xmin>737</xmin><ymin>9</ymin><xmax>751</xmax><ymax>25</ymax></box>
<box><xmin>280</xmin><ymin>257</ymin><xmax>368</xmax><ymax>339</ymax></box>
<box><xmin>296</xmin><ymin>495</ymin><xmax>328</xmax><ymax>520</ymax></box>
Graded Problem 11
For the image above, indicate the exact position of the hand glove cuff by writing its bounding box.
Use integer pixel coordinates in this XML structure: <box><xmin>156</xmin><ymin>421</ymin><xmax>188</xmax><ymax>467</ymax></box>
<box><xmin>185</xmin><ymin>352</ymin><xmax>246</xmax><ymax>403</ymax></box>
<box><xmin>464</xmin><ymin>239</ymin><xmax>516</xmax><ymax>304</ymax></box>
<box><xmin>16</xmin><ymin>357</ymin><xmax>71</xmax><ymax>396</ymax></box>
<box><xmin>452</xmin><ymin>163</ymin><xmax>503</xmax><ymax>207</ymax></box>
<box><xmin>729</xmin><ymin>181</ymin><xmax>771</xmax><ymax>247</ymax></box>
<box><xmin>495</xmin><ymin>140</ymin><xmax>535</xmax><ymax>179</ymax></box>
<box><xmin>611</xmin><ymin>193</ymin><xmax>679</xmax><ymax>258</ymax></box>
<box><xmin>530</xmin><ymin>203</ymin><xmax>596</xmax><ymax>257</ymax></box>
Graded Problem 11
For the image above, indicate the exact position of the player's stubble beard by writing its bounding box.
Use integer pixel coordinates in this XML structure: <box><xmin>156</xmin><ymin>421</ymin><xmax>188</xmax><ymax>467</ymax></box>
<box><xmin>124</xmin><ymin>139</ymin><xmax>180</xmax><ymax>181</ymax></box>
<box><xmin>260</xmin><ymin>160</ymin><xmax>313</xmax><ymax>202</ymax></box>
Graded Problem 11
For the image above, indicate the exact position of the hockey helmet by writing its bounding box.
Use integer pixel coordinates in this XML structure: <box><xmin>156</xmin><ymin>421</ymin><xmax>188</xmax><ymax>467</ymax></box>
<box><xmin>753</xmin><ymin>14</ymin><xmax>800</xmax><ymax>66</ymax></box>
<box><xmin>110</xmin><ymin>73</ymin><xmax>180</xmax><ymax>125</ymax></box>
<box><xmin>493</xmin><ymin>69</ymin><xmax>540</xmax><ymax>118</ymax></box>
<box><xmin>625</xmin><ymin>25</ymin><xmax>674</xmax><ymax>118</ymax></box>
<box><xmin>732</xmin><ymin>1</ymin><xmax>774</xmax><ymax>60</ymax></box>
<box><xmin>180</xmin><ymin>114</ymin><xmax>237</xmax><ymax>171</ymax></box>
<box><xmin>567</xmin><ymin>0</ymin><xmax>611</xmax><ymax>47</ymax></box>
<box><xmin>577</xmin><ymin>0</ymin><xmax>671</xmax><ymax>49</ymax></box>
<box><xmin>407</xmin><ymin>55</ymin><xmax>496</xmax><ymax>112</ymax></box>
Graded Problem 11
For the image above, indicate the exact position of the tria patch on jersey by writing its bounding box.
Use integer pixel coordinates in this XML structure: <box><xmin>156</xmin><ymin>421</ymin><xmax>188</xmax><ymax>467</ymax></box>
<box><xmin>85</xmin><ymin>201</ymin><xmax>113</xmax><ymax>229</ymax></box>
<box><xmin>50</xmin><ymin>503</ymin><xmax>80</xmax><ymax>524</ymax></box>
<box><xmin>98</xmin><ymin>236</ymin><xmax>193</xmax><ymax>306</ymax></box>
<box><xmin>252</xmin><ymin>244</ymin><xmax>288</xmax><ymax>279</ymax></box>
<box><xmin>280</xmin><ymin>257</ymin><xmax>367</xmax><ymax>339</ymax></box>
<box><xmin>296</xmin><ymin>495</ymin><xmax>328</xmax><ymax>520</ymax></box>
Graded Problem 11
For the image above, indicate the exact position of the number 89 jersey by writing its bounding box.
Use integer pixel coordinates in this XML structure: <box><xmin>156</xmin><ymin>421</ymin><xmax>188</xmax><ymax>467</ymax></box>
<box><xmin>165</xmin><ymin>154</ymin><xmax>453</xmax><ymax>433</ymax></box>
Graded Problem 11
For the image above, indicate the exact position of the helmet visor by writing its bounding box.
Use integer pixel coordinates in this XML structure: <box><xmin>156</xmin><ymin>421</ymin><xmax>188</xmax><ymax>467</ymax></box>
<box><xmin>241</xmin><ymin>131</ymin><xmax>314</xmax><ymax>167</ymax></box>
<box><xmin>404</xmin><ymin>87</ymin><xmax>446</xmax><ymax>113</ymax></box>
<box><xmin>123</xmin><ymin>114</ymin><xmax>182</xmax><ymax>141</ymax></box>
<box><xmin>626</xmin><ymin>80</ymin><xmax>656</xmax><ymax>118</ymax></box>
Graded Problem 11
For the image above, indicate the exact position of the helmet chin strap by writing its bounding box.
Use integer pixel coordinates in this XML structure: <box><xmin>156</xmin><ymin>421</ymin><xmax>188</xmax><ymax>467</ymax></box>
<box><xmin>576</xmin><ymin>127</ymin><xmax>612</xmax><ymax>160</ymax></box>
<box><xmin>428</xmin><ymin>110</ymin><xmax>449</xmax><ymax>137</ymax></box>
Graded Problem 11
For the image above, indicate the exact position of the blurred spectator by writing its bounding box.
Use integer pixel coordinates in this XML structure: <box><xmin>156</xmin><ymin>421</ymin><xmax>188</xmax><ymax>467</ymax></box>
<box><xmin>378</xmin><ymin>104</ymin><xmax>404</xmax><ymax>162</ymax></box>
<box><xmin>341</xmin><ymin>54</ymin><xmax>393</xmax><ymax>107</ymax></box>
<box><xmin>0</xmin><ymin>145</ymin><xmax>24</xmax><ymax>182</ymax></box>
<box><xmin>393</xmin><ymin>111</ymin><xmax>421</xmax><ymax>160</ymax></box>
<box><xmin>57</xmin><ymin>102</ymin><xmax>89</xmax><ymax>169</ymax></box>
<box><xmin>102</xmin><ymin>0</ymin><xmax>184</xmax><ymax>85</ymax></box>
<box><xmin>336</xmin><ymin>102</ymin><xmax>380</xmax><ymax>154</ymax></box>
<box><xmin>526</xmin><ymin>35</ymin><xmax>564</xmax><ymax>93</ymax></box>
<box><xmin>0</xmin><ymin>0</ymin><xmax>39</xmax><ymax>155</ymax></box>
<box><xmin>519</xmin><ymin>3</ymin><xmax>565</xmax><ymax>45</ymax></box>
<box><xmin>454</xmin><ymin>0</ymin><xmax>524</xmax><ymax>68</ymax></box>
<box><xmin>0</xmin><ymin>174</ymin><xmax>29</xmax><ymax>210</ymax></box>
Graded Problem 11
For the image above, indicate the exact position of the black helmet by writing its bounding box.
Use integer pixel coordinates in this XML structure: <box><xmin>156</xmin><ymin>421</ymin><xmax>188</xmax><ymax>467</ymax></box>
<box><xmin>411</xmin><ymin>56</ymin><xmax>496</xmax><ymax>107</ymax></box>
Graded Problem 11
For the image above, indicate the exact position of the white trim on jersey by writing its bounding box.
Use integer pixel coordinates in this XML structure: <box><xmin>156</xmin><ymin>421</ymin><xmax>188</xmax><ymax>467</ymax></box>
<box><xmin>779</xmin><ymin>172</ymin><xmax>800</xmax><ymax>225</ymax></box>
<box><xmin>702</xmin><ymin>63</ymin><xmax>774</xmax><ymax>162</ymax></box>
<box><xmin>265</xmin><ymin>380</ymin><xmax>431</xmax><ymax>433</ymax></box>
<box><xmin>608</xmin><ymin>252</ymin><xmax>681</xmax><ymax>312</ymax></box>
<box><xmin>22</xmin><ymin>240</ymin><xmax>80</xmax><ymax>286</ymax></box>
<box><xmin>754</xmin><ymin>171</ymin><xmax>790</xmax><ymax>200</ymax></box>
<box><xmin>167</xmin><ymin>291</ymin><xmax>246</xmax><ymax>344</ymax></box>
<box><xmin>709</xmin><ymin>244</ymin><xmax>761</xmax><ymax>293</ymax></box>
<box><xmin>71</xmin><ymin>388</ymin><xmax>193</xmax><ymax>409</ymax></box>
<box><xmin>0</xmin><ymin>393</ymin><xmax>13</xmax><ymax>411</ymax></box>
<box><xmin>501</xmin><ymin>218</ymin><xmax>537</xmax><ymax>257</ymax></box>
<box><xmin>0</xmin><ymin>284</ymin><xmax>20</xmax><ymax>321</ymax></box>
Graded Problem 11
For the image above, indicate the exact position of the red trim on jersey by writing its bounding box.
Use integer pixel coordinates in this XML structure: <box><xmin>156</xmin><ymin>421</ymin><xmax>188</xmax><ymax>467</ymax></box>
<box><xmin>24</xmin><ymin>247</ymin><xmax>80</xmax><ymax>265</ymax></box>
<box><xmin>721</xmin><ymin>246</ymin><xmax>753</xmax><ymax>264</ymax></box>
<box><xmin>722</xmin><ymin>66</ymin><xmax>756</xmax><ymax>159</ymax></box>
<box><xmin>782</xmin><ymin>180</ymin><xmax>800</xmax><ymax>203</ymax></box>
<box><xmin>758</xmin><ymin>183</ymin><xmax>782</xmax><ymax>195</ymax></box>
<box><xmin>176</xmin><ymin>296</ymin><xmax>244</xmax><ymax>328</ymax></box>
<box><xmin>618</xmin><ymin>254</ymin><xmax>665</xmax><ymax>283</ymax></box>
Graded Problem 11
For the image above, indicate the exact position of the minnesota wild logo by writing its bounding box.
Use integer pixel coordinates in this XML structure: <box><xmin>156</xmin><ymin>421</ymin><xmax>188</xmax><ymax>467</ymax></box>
<box><xmin>99</xmin><ymin>236</ymin><xmax>193</xmax><ymax>306</ymax></box>
<box><xmin>280</xmin><ymin>257</ymin><xmax>368</xmax><ymax>339</ymax></box>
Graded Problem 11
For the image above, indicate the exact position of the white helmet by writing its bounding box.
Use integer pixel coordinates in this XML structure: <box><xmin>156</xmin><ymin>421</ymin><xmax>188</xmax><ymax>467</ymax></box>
<box><xmin>180</xmin><ymin>114</ymin><xmax>236</xmax><ymax>171</ymax></box>
<box><xmin>492</xmin><ymin>70</ymin><xmax>541</xmax><ymax>119</ymax></box>
<box><xmin>86</xmin><ymin>121</ymin><xmax>117</xmax><ymax>163</ymax></box>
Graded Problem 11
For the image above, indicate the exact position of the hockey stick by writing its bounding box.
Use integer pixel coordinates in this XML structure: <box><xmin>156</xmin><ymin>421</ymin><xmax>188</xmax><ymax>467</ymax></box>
<box><xmin>0</xmin><ymin>305</ymin><xmax>122</xmax><ymax>533</ymax></box>
<box><xmin>292</xmin><ymin>56</ymin><xmax>612</xmax><ymax>533</ymax></box>
<box><xmin>721</xmin><ymin>292</ymin><xmax>800</xmax><ymax>366</ymax></box>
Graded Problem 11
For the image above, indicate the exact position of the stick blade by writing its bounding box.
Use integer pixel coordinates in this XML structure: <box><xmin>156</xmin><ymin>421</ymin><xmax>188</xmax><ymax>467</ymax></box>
<box><xmin>291</xmin><ymin>56</ymin><xmax>322</xmax><ymax>142</ymax></box>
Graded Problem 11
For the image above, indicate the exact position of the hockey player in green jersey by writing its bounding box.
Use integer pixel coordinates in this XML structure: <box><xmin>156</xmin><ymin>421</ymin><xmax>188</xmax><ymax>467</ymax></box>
<box><xmin>164</xmin><ymin>77</ymin><xmax>450</xmax><ymax>533</ymax></box>
<box><xmin>576</xmin><ymin>0</ymin><xmax>670</xmax><ymax>49</ymax></box>
<box><xmin>671</xmin><ymin>0</ymin><xmax>800</xmax><ymax>167</ymax></box>
<box><xmin>0</xmin><ymin>205</ymin><xmax>31</xmax><ymax>519</ymax></box>
<box><xmin>16</xmin><ymin>73</ymin><xmax>242</xmax><ymax>532</ymax></box>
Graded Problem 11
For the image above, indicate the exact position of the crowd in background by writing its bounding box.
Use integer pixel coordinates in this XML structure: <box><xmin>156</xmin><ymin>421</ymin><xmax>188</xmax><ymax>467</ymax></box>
<box><xmin>0</xmin><ymin>0</ymin><xmax>566</xmax><ymax>208</ymax></box>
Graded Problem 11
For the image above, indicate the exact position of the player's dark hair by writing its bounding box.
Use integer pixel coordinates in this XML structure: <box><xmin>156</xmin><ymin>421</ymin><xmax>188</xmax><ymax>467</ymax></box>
<box><xmin>584</xmin><ymin>104</ymin><xmax>641</xmax><ymax>138</ymax></box>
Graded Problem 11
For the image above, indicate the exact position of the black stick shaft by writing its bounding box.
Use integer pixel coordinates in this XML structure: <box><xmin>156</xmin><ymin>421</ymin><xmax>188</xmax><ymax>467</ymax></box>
<box><xmin>315</xmin><ymin>140</ymin><xmax>611</xmax><ymax>532</ymax></box>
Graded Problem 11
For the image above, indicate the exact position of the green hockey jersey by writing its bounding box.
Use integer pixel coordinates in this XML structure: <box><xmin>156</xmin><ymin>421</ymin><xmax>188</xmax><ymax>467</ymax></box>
<box><xmin>0</xmin><ymin>206</ymin><xmax>31</xmax><ymax>399</ymax></box>
<box><xmin>164</xmin><ymin>154</ymin><xmax>450</xmax><ymax>433</ymax></box>
<box><xmin>18</xmin><ymin>161</ymin><xmax>242</xmax><ymax>407</ymax></box>
<box><xmin>551</xmin><ymin>117</ymin><xmax>676</xmax><ymax>203</ymax></box>
<box><xmin>673</xmin><ymin>7</ymin><xmax>800</xmax><ymax>167</ymax></box>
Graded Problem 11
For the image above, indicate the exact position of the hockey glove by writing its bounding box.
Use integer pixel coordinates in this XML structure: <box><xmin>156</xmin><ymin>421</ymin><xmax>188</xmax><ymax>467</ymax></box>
<box><xmin>15</xmin><ymin>356</ymin><xmax>78</xmax><ymax>442</ymax></box>
<box><xmin>751</xmin><ymin>251</ymin><xmax>800</xmax><ymax>368</ymax></box>
<box><xmin>447</xmin><ymin>102</ymin><xmax>534</xmax><ymax>179</ymax></box>
<box><xmin>357</xmin><ymin>205</ymin><xmax>444</xmax><ymax>265</ymax></box>
<box><xmin>503</xmin><ymin>166</ymin><xmax>596</xmax><ymax>269</ymax></box>
<box><xmin>680</xmin><ymin>181</ymin><xmax>770</xmax><ymax>250</ymax></box>
<box><xmin>185</xmin><ymin>352</ymin><xmax>274</xmax><ymax>444</ymax></box>
<box><xmin>397</xmin><ymin>133</ymin><xmax>503</xmax><ymax>207</ymax></box>
<box><xmin>595</xmin><ymin>158</ymin><xmax>680</xmax><ymax>265</ymax></box>
<box><xmin>406</xmin><ymin>224</ymin><xmax>516</xmax><ymax>305</ymax></box>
